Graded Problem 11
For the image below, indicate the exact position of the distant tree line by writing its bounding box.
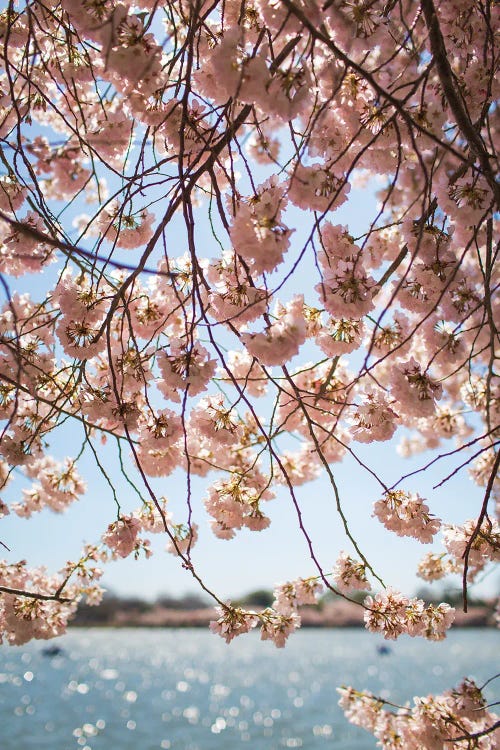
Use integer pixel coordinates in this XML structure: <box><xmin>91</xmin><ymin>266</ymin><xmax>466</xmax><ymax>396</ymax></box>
<box><xmin>71</xmin><ymin>586</ymin><xmax>496</xmax><ymax>626</ymax></box>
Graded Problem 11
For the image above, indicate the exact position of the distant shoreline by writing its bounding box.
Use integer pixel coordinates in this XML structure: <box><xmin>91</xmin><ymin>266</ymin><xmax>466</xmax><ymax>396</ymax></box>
<box><xmin>70</xmin><ymin>601</ymin><xmax>496</xmax><ymax>629</ymax></box>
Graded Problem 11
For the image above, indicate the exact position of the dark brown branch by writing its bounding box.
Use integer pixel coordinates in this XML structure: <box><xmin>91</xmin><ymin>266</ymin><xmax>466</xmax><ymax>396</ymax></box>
<box><xmin>0</xmin><ymin>585</ymin><xmax>72</xmax><ymax>603</ymax></box>
<box><xmin>0</xmin><ymin>211</ymin><xmax>177</xmax><ymax>278</ymax></box>
<box><xmin>420</xmin><ymin>0</ymin><xmax>499</xmax><ymax>204</ymax></box>
<box><xmin>444</xmin><ymin>720</ymin><xmax>500</xmax><ymax>743</ymax></box>
<box><xmin>462</xmin><ymin>448</ymin><xmax>500</xmax><ymax>611</ymax></box>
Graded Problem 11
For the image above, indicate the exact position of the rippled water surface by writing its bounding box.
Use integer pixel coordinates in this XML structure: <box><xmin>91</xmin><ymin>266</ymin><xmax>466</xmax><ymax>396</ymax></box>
<box><xmin>0</xmin><ymin>628</ymin><xmax>498</xmax><ymax>749</ymax></box>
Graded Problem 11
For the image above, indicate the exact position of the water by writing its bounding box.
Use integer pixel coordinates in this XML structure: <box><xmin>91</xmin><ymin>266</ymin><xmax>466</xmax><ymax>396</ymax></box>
<box><xmin>0</xmin><ymin>628</ymin><xmax>498</xmax><ymax>749</ymax></box>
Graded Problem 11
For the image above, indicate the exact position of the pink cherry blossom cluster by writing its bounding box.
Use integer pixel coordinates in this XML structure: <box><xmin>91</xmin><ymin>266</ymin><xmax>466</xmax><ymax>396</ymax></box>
<box><xmin>99</xmin><ymin>499</ymin><xmax>202</xmax><ymax>561</ymax></box>
<box><xmin>0</xmin><ymin>562</ymin><xmax>74</xmax><ymax>645</ymax></box>
<box><xmin>331</xmin><ymin>552</ymin><xmax>370</xmax><ymax>594</ymax></box>
<box><xmin>338</xmin><ymin>678</ymin><xmax>500</xmax><ymax>749</ymax></box>
<box><xmin>272</xmin><ymin>577</ymin><xmax>324</xmax><ymax>614</ymax></box>
<box><xmin>12</xmin><ymin>458</ymin><xmax>86</xmax><ymax>518</ymax></box>
<box><xmin>314</xmin><ymin>224</ymin><xmax>375</xmax><ymax>319</ymax></box>
<box><xmin>230</xmin><ymin>178</ymin><xmax>292</xmax><ymax>274</ymax></box>
<box><xmin>102</xmin><ymin>516</ymin><xmax>146</xmax><ymax>559</ymax></box>
<box><xmin>373</xmin><ymin>490</ymin><xmax>441</xmax><ymax>543</ymax></box>
<box><xmin>240</xmin><ymin>295</ymin><xmax>307</xmax><ymax>366</ymax></box>
<box><xmin>205</xmin><ymin>474</ymin><xmax>274</xmax><ymax>539</ymax></box>
<box><xmin>416</xmin><ymin>551</ymin><xmax>460</xmax><ymax>583</ymax></box>
<box><xmin>210</xmin><ymin>572</ymin><xmax>330</xmax><ymax>648</ymax></box>
<box><xmin>209</xmin><ymin>603</ymin><xmax>301</xmax><ymax>649</ymax></box>
<box><xmin>0</xmin><ymin>549</ymin><xmax>103</xmax><ymax>645</ymax></box>
<box><xmin>443</xmin><ymin>518</ymin><xmax>500</xmax><ymax>580</ymax></box>
<box><xmin>363</xmin><ymin>588</ymin><xmax>455</xmax><ymax>641</ymax></box>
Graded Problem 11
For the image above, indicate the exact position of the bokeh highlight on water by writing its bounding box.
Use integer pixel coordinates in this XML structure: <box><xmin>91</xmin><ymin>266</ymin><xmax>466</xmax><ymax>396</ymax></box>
<box><xmin>0</xmin><ymin>628</ymin><xmax>498</xmax><ymax>749</ymax></box>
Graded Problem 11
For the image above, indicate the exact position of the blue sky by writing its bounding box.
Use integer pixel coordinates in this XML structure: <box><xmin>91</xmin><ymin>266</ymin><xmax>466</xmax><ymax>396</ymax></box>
<box><xmin>3</xmin><ymin>417</ymin><xmax>496</xmax><ymax>602</ymax></box>
<box><xmin>2</xmin><ymin>173</ymin><xmax>497</xmax><ymax>605</ymax></box>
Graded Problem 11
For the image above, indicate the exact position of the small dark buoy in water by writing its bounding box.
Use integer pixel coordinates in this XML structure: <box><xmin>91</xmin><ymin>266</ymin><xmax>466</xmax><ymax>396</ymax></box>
<box><xmin>42</xmin><ymin>645</ymin><xmax>64</xmax><ymax>657</ymax></box>
<box><xmin>376</xmin><ymin>644</ymin><xmax>391</xmax><ymax>655</ymax></box>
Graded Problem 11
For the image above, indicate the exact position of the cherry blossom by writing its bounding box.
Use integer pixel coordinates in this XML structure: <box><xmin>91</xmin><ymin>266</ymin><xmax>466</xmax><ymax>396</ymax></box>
<box><xmin>332</xmin><ymin>552</ymin><xmax>369</xmax><ymax>594</ymax></box>
<box><xmin>338</xmin><ymin>678</ymin><xmax>500</xmax><ymax>750</ymax></box>
<box><xmin>258</xmin><ymin>607</ymin><xmax>301</xmax><ymax>648</ymax></box>
<box><xmin>363</xmin><ymin>589</ymin><xmax>455</xmax><ymax>641</ymax></box>
<box><xmin>273</xmin><ymin>577</ymin><xmax>323</xmax><ymax>614</ymax></box>
<box><xmin>209</xmin><ymin>606</ymin><xmax>259</xmax><ymax>643</ymax></box>
<box><xmin>240</xmin><ymin>295</ymin><xmax>307</xmax><ymax>366</ymax></box>
<box><xmin>0</xmin><ymin>0</ymin><xmax>498</xmax><ymax>745</ymax></box>
<box><xmin>102</xmin><ymin>516</ymin><xmax>143</xmax><ymax>559</ymax></box>
<box><xmin>373</xmin><ymin>490</ymin><xmax>441</xmax><ymax>543</ymax></box>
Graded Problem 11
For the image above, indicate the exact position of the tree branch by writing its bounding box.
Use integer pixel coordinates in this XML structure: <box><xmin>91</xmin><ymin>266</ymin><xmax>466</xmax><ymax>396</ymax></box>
<box><xmin>420</xmin><ymin>0</ymin><xmax>499</xmax><ymax>204</ymax></box>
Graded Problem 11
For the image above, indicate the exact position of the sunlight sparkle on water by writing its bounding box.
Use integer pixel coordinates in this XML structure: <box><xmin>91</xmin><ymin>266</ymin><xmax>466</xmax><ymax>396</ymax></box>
<box><xmin>0</xmin><ymin>629</ymin><xmax>497</xmax><ymax>750</ymax></box>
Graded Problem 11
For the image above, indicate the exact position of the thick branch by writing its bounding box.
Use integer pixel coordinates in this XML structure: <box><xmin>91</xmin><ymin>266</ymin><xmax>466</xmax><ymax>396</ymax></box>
<box><xmin>420</xmin><ymin>0</ymin><xmax>499</xmax><ymax>205</ymax></box>
<box><xmin>444</xmin><ymin>720</ymin><xmax>500</xmax><ymax>743</ymax></box>
<box><xmin>462</xmin><ymin>448</ymin><xmax>500</xmax><ymax>611</ymax></box>
<box><xmin>0</xmin><ymin>585</ymin><xmax>72</xmax><ymax>603</ymax></box>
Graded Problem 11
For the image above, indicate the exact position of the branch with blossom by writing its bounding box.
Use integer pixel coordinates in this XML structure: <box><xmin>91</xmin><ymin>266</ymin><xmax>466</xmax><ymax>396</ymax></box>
<box><xmin>0</xmin><ymin>0</ymin><xmax>498</xmax><ymax>745</ymax></box>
